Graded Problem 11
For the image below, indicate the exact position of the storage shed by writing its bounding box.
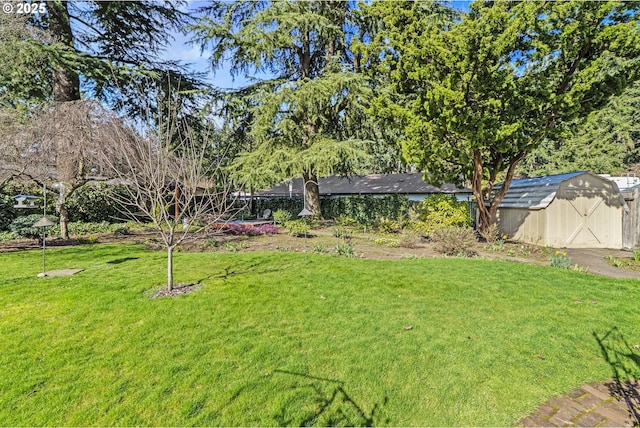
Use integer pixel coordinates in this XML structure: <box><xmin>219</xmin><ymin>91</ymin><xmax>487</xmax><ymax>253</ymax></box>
<box><xmin>494</xmin><ymin>171</ymin><xmax>627</xmax><ymax>249</ymax></box>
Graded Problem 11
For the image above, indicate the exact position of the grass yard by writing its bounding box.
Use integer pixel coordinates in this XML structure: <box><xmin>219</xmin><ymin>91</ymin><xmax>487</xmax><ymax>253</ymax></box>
<box><xmin>1</xmin><ymin>244</ymin><xmax>639</xmax><ymax>426</ymax></box>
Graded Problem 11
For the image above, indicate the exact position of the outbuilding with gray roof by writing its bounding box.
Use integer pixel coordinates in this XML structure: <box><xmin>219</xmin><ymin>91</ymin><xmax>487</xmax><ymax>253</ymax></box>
<box><xmin>494</xmin><ymin>171</ymin><xmax>627</xmax><ymax>249</ymax></box>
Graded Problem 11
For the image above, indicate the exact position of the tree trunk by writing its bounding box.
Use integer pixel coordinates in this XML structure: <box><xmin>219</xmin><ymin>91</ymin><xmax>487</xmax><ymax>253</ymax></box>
<box><xmin>58</xmin><ymin>204</ymin><xmax>70</xmax><ymax>240</ymax></box>
<box><xmin>48</xmin><ymin>1</ymin><xmax>80</xmax><ymax>102</ymax></box>
<box><xmin>54</xmin><ymin>183</ymin><xmax>72</xmax><ymax>240</ymax></box>
<box><xmin>49</xmin><ymin>1</ymin><xmax>80</xmax><ymax>239</ymax></box>
<box><xmin>167</xmin><ymin>245</ymin><xmax>174</xmax><ymax>291</ymax></box>
<box><xmin>303</xmin><ymin>172</ymin><xmax>321</xmax><ymax>218</ymax></box>
<box><xmin>472</xmin><ymin>148</ymin><xmax>529</xmax><ymax>233</ymax></box>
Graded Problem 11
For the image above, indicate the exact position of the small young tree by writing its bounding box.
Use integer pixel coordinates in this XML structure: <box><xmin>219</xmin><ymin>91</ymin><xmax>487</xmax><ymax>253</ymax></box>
<box><xmin>100</xmin><ymin>95</ymin><xmax>236</xmax><ymax>292</ymax></box>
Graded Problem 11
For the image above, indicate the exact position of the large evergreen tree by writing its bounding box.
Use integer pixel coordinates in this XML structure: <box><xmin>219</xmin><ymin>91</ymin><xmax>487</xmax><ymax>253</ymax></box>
<box><xmin>364</xmin><ymin>0</ymin><xmax>640</xmax><ymax>231</ymax></box>
<box><xmin>191</xmin><ymin>0</ymin><xmax>382</xmax><ymax>217</ymax></box>
<box><xmin>519</xmin><ymin>82</ymin><xmax>640</xmax><ymax>176</ymax></box>
<box><xmin>1</xmin><ymin>1</ymin><xmax>203</xmax><ymax>238</ymax></box>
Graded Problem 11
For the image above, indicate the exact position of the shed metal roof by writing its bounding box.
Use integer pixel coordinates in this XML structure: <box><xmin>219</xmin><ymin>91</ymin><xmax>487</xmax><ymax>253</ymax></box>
<box><xmin>495</xmin><ymin>171</ymin><xmax>590</xmax><ymax>209</ymax></box>
<box><xmin>257</xmin><ymin>173</ymin><xmax>471</xmax><ymax>197</ymax></box>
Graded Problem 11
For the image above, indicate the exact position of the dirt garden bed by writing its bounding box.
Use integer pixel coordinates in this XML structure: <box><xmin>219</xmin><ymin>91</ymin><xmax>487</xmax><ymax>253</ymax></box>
<box><xmin>0</xmin><ymin>224</ymin><xmax>557</xmax><ymax>268</ymax></box>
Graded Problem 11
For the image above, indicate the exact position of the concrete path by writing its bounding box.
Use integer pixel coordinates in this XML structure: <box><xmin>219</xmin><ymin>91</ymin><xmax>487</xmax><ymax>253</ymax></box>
<box><xmin>520</xmin><ymin>380</ymin><xmax>640</xmax><ymax>427</ymax></box>
<box><xmin>566</xmin><ymin>248</ymin><xmax>640</xmax><ymax>279</ymax></box>
<box><xmin>37</xmin><ymin>269</ymin><xmax>84</xmax><ymax>278</ymax></box>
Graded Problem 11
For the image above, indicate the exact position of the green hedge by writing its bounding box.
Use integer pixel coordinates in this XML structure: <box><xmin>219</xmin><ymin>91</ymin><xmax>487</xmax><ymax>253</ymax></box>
<box><xmin>249</xmin><ymin>195</ymin><xmax>416</xmax><ymax>226</ymax></box>
<box><xmin>0</xmin><ymin>183</ymin><xmax>126</xmax><ymax>230</ymax></box>
<box><xmin>65</xmin><ymin>183</ymin><xmax>127</xmax><ymax>223</ymax></box>
<box><xmin>9</xmin><ymin>214</ymin><xmax>59</xmax><ymax>240</ymax></box>
<box><xmin>0</xmin><ymin>194</ymin><xmax>17</xmax><ymax>231</ymax></box>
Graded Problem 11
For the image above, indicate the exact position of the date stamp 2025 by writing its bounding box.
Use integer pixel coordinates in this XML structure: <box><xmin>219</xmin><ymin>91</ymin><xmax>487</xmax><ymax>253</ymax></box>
<box><xmin>3</xmin><ymin>2</ymin><xmax>47</xmax><ymax>15</ymax></box>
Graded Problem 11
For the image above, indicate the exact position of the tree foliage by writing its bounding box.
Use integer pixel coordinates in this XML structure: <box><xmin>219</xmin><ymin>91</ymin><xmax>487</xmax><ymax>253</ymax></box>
<box><xmin>192</xmin><ymin>0</ymin><xmax>389</xmax><ymax>216</ymax></box>
<box><xmin>2</xmin><ymin>1</ymin><xmax>202</xmax><ymax>109</ymax></box>
<box><xmin>0</xmin><ymin>1</ymin><xmax>208</xmax><ymax>238</ymax></box>
<box><xmin>519</xmin><ymin>81</ymin><xmax>640</xmax><ymax>176</ymax></box>
<box><xmin>364</xmin><ymin>0</ymin><xmax>640</xmax><ymax>231</ymax></box>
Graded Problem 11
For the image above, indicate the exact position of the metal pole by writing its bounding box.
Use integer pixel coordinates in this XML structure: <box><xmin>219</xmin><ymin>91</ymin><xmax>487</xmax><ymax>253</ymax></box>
<box><xmin>42</xmin><ymin>228</ymin><xmax>46</xmax><ymax>276</ymax></box>
<box><xmin>42</xmin><ymin>182</ymin><xmax>46</xmax><ymax>276</ymax></box>
<box><xmin>303</xmin><ymin>178</ymin><xmax>307</xmax><ymax>211</ymax></box>
<box><xmin>304</xmin><ymin>217</ymin><xmax>308</xmax><ymax>264</ymax></box>
<box><xmin>303</xmin><ymin>179</ymin><xmax>307</xmax><ymax>263</ymax></box>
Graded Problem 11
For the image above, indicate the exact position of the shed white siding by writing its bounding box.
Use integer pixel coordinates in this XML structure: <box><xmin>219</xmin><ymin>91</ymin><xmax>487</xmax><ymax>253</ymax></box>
<box><xmin>494</xmin><ymin>172</ymin><xmax>625</xmax><ymax>249</ymax></box>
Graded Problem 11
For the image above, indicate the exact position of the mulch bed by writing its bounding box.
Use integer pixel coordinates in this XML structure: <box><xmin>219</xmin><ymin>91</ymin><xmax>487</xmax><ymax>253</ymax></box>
<box><xmin>150</xmin><ymin>283</ymin><xmax>199</xmax><ymax>298</ymax></box>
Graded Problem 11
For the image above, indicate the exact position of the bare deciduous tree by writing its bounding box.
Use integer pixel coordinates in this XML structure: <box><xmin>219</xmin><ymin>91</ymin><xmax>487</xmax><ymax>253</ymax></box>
<box><xmin>100</xmin><ymin>101</ymin><xmax>238</xmax><ymax>292</ymax></box>
<box><xmin>0</xmin><ymin>100</ymin><xmax>125</xmax><ymax>237</ymax></box>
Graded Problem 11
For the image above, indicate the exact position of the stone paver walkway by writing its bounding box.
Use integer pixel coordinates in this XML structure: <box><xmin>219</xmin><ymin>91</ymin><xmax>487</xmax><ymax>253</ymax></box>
<box><xmin>520</xmin><ymin>380</ymin><xmax>640</xmax><ymax>427</ymax></box>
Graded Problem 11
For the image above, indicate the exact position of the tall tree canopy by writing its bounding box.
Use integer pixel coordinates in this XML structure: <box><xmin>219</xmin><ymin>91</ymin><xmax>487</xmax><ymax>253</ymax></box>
<box><xmin>519</xmin><ymin>81</ymin><xmax>640</xmax><ymax>176</ymax></box>
<box><xmin>1</xmin><ymin>1</ymin><xmax>204</xmax><ymax>238</ymax></box>
<box><xmin>2</xmin><ymin>1</ymin><xmax>200</xmax><ymax>108</ymax></box>
<box><xmin>364</xmin><ymin>0</ymin><xmax>640</xmax><ymax>231</ymax></box>
<box><xmin>191</xmin><ymin>0</ymin><xmax>389</xmax><ymax>216</ymax></box>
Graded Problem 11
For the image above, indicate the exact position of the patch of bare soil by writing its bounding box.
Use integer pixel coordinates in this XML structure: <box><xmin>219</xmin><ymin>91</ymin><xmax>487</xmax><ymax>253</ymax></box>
<box><xmin>0</xmin><ymin>226</ymin><xmax>554</xmax><ymax>269</ymax></box>
<box><xmin>178</xmin><ymin>227</ymin><xmax>554</xmax><ymax>267</ymax></box>
<box><xmin>0</xmin><ymin>231</ymin><xmax>158</xmax><ymax>253</ymax></box>
<box><xmin>150</xmin><ymin>283</ymin><xmax>199</xmax><ymax>298</ymax></box>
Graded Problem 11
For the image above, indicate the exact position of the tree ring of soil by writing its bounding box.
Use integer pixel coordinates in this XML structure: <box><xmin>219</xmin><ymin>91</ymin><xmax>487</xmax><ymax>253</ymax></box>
<box><xmin>151</xmin><ymin>283</ymin><xmax>199</xmax><ymax>298</ymax></box>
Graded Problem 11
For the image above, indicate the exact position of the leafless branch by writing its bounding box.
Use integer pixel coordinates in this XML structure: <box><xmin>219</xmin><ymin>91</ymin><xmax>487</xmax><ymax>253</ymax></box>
<box><xmin>98</xmin><ymin>83</ymin><xmax>240</xmax><ymax>290</ymax></box>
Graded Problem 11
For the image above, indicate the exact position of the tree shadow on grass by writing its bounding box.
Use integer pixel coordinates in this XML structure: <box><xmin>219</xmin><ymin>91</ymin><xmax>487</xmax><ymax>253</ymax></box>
<box><xmin>211</xmin><ymin>261</ymin><xmax>288</xmax><ymax>281</ymax></box>
<box><xmin>272</xmin><ymin>370</ymin><xmax>389</xmax><ymax>426</ymax></box>
<box><xmin>106</xmin><ymin>257</ymin><xmax>139</xmax><ymax>264</ymax></box>
<box><xmin>594</xmin><ymin>327</ymin><xmax>640</xmax><ymax>425</ymax></box>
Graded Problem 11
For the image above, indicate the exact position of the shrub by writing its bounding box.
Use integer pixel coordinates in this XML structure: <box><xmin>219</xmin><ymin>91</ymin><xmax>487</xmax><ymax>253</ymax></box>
<box><xmin>479</xmin><ymin>223</ymin><xmax>501</xmax><ymax>243</ymax></box>
<box><xmin>431</xmin><ymin>226</ymin><xmax>477</xmax><ymax>256</ymax></box>
<box><xmin>284</xmin><ymin>220</ymin><xmax>310</xmax><ymax>237</ymax></box>
<box><xmin>0</xmin><ymin>194</ymin><xmax>17</xmax><ymax>231</ymax></box>
<box><xmin>9</xmin><ymin>214</ymin><xmax>59</xmax><ymax>240</ymax></box>
<box><xmin>377</xmin><ymin>217</ymin><xmax>402</xmax><ymax>234</ymax></box>
<box><xmin>202</xmin><ymin>239</ymin><xmax>219</xmax><ymax>251</ymax></box>
<box><xmin>224</xmin><ymin>243</ymin><xmax>239</xmax><ymax>252</ymax></box>
<box><xmin>374</xmin><ymin>237</ymin><xmax>400</xmax><ymax>248</ymax></box>
<box><xmin>65</xmin><ymin>183</ymin><xmax>127</xmax><ymax>223</ymax></box>
<box><xmin>250</xmin><ymin>195</ymin><xmax>416</xmax><ymax>226</ymax></box>
<box><xmin>224</xmin><ymin>224</ymin><xmax>262</xmax><ymax>236</ymax></box>
<box><xmin>323</xmin><ymin>194</ymin><xmax>414</xmax><ymax>226</ymax></box>
<box><xmin>398</xmin><ymin>229</ymin><xmax>421</xmax><ymax>248</ymax></box>
<box><xmin>313</xmin><ymin>244</ymin><xmax>328</xmax><ymax>253</ymax></box>
<box><xmin>415</xmin><ymin>195</ymin><xmax>471</xmax><ymax>237</ymax></box>
<box><xmin>332</xmin><ymin>225</ymin><xmax>352</xmax><ymax>240</ymax></box>
<box><xmin>487</xmin><ymin>235</ymin><xmax>507</xmax><ymax>252</ymax></box>
<box><xmin>335</xmin><ymin>215</ymin><xmax>359</xmax><ymax>227</ymax></box>
<box><xmin>256</xmin><ymin>223</ymin><xmax>279</xmax><ymax>235</ymax></box>
<box><xmin>272</xmin><ymin>209</ymin><xmax>292</xmax><ymax>225</ymax></box>
<box><xmin>335</xmin><ymin>241</ymin><xmax>356</xmax><ymax>257</ymax></box>
<box><xmin>0</xmin><ymin>231</ymin><xmax>17</xmax><ymax>241</ymax></box>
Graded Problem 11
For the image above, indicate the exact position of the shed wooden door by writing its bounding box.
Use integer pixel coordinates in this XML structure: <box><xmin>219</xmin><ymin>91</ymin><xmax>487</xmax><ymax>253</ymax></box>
<box><xmin>555</xmin><ymin>190</ymin><xmax>621</xmax><ymax>248</ymax></box>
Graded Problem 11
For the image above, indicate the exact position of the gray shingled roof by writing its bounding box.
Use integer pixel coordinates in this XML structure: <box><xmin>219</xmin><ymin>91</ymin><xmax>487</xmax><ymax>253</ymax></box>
<box><xmin>495</xmin><ymin>171</ymin><xmax>607</xmax><ymax>209</ymax></box>
<box><xmin>257</xmin><ymin>173</ymin><xmax>471</xmax><ymax>197</ymax></box>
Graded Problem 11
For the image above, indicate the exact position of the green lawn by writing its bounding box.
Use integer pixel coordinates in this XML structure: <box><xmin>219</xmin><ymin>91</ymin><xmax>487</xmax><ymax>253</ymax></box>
<box><xmin>1</xmin><ymin>244</ymin><xmax>639</xmax><ymax>426</ymax></box>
